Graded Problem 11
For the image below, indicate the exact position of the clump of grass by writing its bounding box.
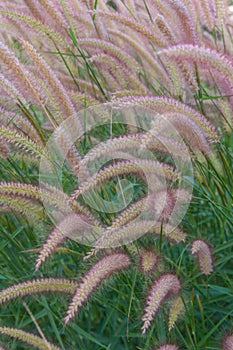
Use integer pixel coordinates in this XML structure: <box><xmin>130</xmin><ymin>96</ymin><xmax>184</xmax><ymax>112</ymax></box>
<box><xmin>0</xmin><ymin>0</ymin><xmax>232</xmax><ymax>349</ymax></box>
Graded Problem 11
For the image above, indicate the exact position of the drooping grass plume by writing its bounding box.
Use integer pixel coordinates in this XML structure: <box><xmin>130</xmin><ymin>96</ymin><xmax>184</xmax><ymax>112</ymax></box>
<box><xmin>199</xmin><ymin>0</ymin><xmax>215</xmax><ymax>28</ymax></box>
<box><xmin>94</xmin><ymin>11</ymin><xmax>166</xmax><ymax>47</ymax></box>
<box><xmin>0</xmin><ymin>40</ymin><xmax>46</xmax><ymax>104</ymax></box>
<box><xmin>0</xmin><ymin>0</ymin><xmax>232</xmax><ymax>348</ymax></box>
<box><xmin>0</xmin><ymin>279</ymin><xmax>77</xmax><ymax>304</ymax></box>
<box><xmin>215</xmin><ymin>0</ymin><xmax>228</xmax><ymax>26</ymax></box>
<box><xmin>155</xmin><ymin>14</ymin><xmax>176</xmax><ymax>44</ymax></box>
<box><xmin>166</xmin><ymin>0</ymin><xmax>197</xmax><ymax>44</ymax></box>
<box><xmin>0</xmin><ymin>182</ymin><xmax>96</xmax><ymax>217</ymax></box>
<box><xmin>107</xmin><ymin>29</ymin><xmax>170</xmax><ymax>86</ymax></box>
<box><xmin>0</xmin><ymin>326</ymin><xmax>61</xmax><ymax>350</ymax></box>
<box><xmin>1</xmin><ymin>108</ymin><xmax>44</xmax><ymax>146</ymax></box>
<box><xmin>191</xmin><ymin>239</ymin><xmax>213</xmax><ymax>275</ymax></box>
<box><xmin>159</xmin><ymin>113</ymin><xmax>211</xmax><ymax>154</ymax></box>
<box><xmin>20</xmin><ymin>39</ymin><xmax>80</xmax><ymax>124</ymax></box>
<box><xmin>71</xmin><ymin>159</ymin><xmax>179</xmax><ymax>201</ymax></box>
<box><xmin>142</xmin><ymin>274</ymin><xmax>181</xmax><ymax>334</ymax></box>
<box><xmin>90</xmin><ymin>52</ymin><xmax>144</xmax><ymax>91</ymax></box>
<box><xmin>153</xmin><ymin>188</ymin><xmax>191</xmax><ymax>222</ymax></box>
<box><xmin>158</xmin><ymin>45</ymin><xmax>233</xmax><ymax>92</ymax></box>
<box><xmin>95</xmin><ymin>220</ymin><xmax>186</xmax><ymax>249</ymax></box>
<box><xmin>0</xmin><ymin>126</ymin><xmax>49</xmax><ymax>159</ymax></box>
<box><xmin>89</xmin><ymin>54</ymin><xmax>128</xmax><ymax>90</ymax></box>
<box><xmin>24</xmin><ymin>0</ymin><xmax>43</xmax><ymax>21</ymax></box>
<box><xmin>52</xmin><ymin>126</ymin><xmax>84</xmax><ymax>177</ymax></box>
<box><xmin>0</xmin><ymin>73</ymin><xmax>26</xmax><ymax>103</ymax></box>
<box><xmin>78</xmin><ymin>132</ymin><xmax>187</xmax><ymax>181</ymax></box>
<box><xmin>77</xmin><ymin>133</ymin><xmax>142</xmax><ymax>176</ymax></box>
<box><xmin>37</xmin><ymin>0</ymin><xmax>66</xmax><ymax>29</ymax></box>
<box><xmin>35</xmin><ymin>213</ymin><xmax>96</xmax><ymax>269</ymax></box>
<box><xmin>0</xmin><ymin>182</ymin><xmax>101</xmax><ymax>232</ymax></box>
<box><xmin>112</xmin><ymin>96</ymin><xmax>218</xmax><ymax>141</ymax></box>
<box><xmin>0</xmin><ymin>182</ymin><xmax>68</xmax><ymax>213</ymax></box>
<box><xmin>78</xmin><ymin>38</ymin><xmax>144</xmax><ymax>92</ymax></box>
<box><xmin>0</xmin><ymin>195</ymin><xmax>43</xmax><ymax>221</ymax></box>
<box><xmin>141</xmin><ymin>133</ymin><xmax>191</xmax><ymax>162</ymax></box>
<box><xmin>0</xmin><ymin>10</ymin><xmax>67</xmax><ymax>46</ymax></box>
<box><xmin>0</xmin><ymin>182</ymin><xmax>45</xmax><ymax>202</ymax></box>
<box><xmin>40</xmin><ymin>183</ymin><xmax>101</xmax><ymax>222</ymax></box>
<box><xmin>110</xmin><ymin>197</ymin><xmax>147</xmax><ymax>230</ymax></box>
<box><xmin>64</xmin><ymin>253</ymin><xmax>131</xmax><ymax>324</ymax></box>
<box><xmin>79</xmin><ymin>38</ymin><xmax>141</xmax><ymax>72</ymax></box>
<box><xmin>168</xmin><ymin>296</ymin><xmax>184</xmax><ymax>331</ymax></box>
<box><xmin>59</xmin><ymin>0</ymin><xmax>80</xmax><ymax>35</ymax></box>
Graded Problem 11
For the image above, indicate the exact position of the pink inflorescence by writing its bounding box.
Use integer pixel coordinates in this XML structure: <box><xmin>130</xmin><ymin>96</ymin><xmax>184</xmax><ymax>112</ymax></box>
<box><xmin>142</xmin><ymin>273</ymin><xmax>181</xmax><ymax>334</ymax></box>
<box><xmin>191</xmin><ymin>239</ymin><xmax>213</xmax><ymax>275</ymax></box>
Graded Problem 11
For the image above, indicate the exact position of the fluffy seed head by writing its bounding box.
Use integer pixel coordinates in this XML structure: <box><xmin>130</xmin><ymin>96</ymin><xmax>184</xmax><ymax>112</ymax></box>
<box><xmin>142</xmin><ymin>274</ymin><xmax>181</xmax><ymax>334</ymax></box>
<box><xmin>0</xmin><ymin>326</ymin><xmax>61</xmax><ymax>350</ymax></box>
<box><xmin>191</xmin><ymin>239</ymin><xmax>213</xmax><ymax>275</ymax></box>
<box><xmin>154</xmin><ymin>188</ymin><xmax>177</xmax><ymax>221</ymax></box>
<box><xmin>64</xmin><ymin>253</ymin><xmax>130</xmax><ymax>324</ymax></box>
<box><xmin>35</xmin><ymin>213</ymin><xmax>95</xmax><ymax>270</ymax></box>
<box><xmin>168</xmin><ymin>296</ymin><xmax>184</xmax><ymax>331</ymax></box>
<box><xmin>0</xmin><ymin>279</ymin><xmax>77</xmax><ymax>304</ymax></box>
<box><xmin>139</xmin><ymin>250</ymin><xmax>159</xmax><ymax>273</ymax></box>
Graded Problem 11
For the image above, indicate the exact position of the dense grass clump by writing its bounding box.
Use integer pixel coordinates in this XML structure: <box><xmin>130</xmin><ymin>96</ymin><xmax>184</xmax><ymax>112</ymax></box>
<box><xmin>0</xmin><ymin>1</ymin><xmax>232</xmax><ymax>349</ymax></box>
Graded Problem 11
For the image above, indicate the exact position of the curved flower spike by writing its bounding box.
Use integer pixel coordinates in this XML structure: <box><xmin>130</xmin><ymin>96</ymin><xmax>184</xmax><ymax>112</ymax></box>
<box><xmin>35</xmin><ymin>213</ymin><xmax>99</xmax><ymax>270</ymax></box>
<box><xmin>64</xmin><ymin>253</ymin><xmax>130</xmax><ymax>324</ymax></box>
<box><xmin>142</xmin><ymin>274</ymin><xmax>181</xmax><ymax>334</ymax></box>
<box><xmin>0</xmin><ymin>326</ymin><xmax>61</xmax><ymax>350</ymax></box>
<box><xmin>158</xmin><ymin>45</ymin><xmax>233</xmax><ymax>90</ymax></box>
<box><xmin>191</xmin><ymin>239</ymin><xmax>213</xmax><ymax>275</ymax></box>
<box><xmin>112</xmin><ymin>96</ymin><xmax>218</xmax><ymax>141</ymax></box>
<box><xmin>0</xmin><ymin>279</ymin><xmax>77</xmax><ymax>304</ymax></box>
<box><xmin>168</xmin><ymin>296</ymin><xmax>184</xmax><ymax>331</ymax></box>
